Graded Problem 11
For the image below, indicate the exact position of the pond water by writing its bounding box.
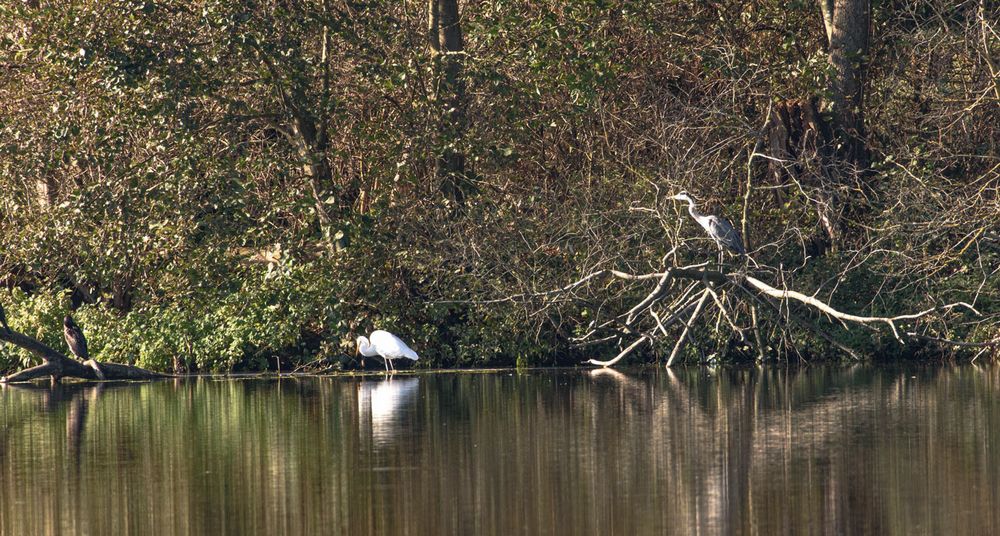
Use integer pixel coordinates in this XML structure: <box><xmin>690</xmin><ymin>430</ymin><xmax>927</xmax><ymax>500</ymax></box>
<box><xmin>1</xmin><ymin>365</ymin><xmax>1000</xmax><ymax>535</ymax></box>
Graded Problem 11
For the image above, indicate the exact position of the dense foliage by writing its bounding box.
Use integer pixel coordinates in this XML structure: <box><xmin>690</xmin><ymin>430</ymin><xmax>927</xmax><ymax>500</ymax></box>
<box><xmin>0</xmin><ymin>0</ymin><xmax>997</xmax><ymax>372</ymax></box>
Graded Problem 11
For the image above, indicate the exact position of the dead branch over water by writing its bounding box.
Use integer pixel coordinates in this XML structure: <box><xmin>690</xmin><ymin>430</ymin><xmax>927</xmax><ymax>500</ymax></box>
<box><xmin>529</xmin><ymin>262</ymin><xmax>1000</xmax><ymax>367</ymax></box>
<box><xmin>0</xmin><ymin>328</ymin><xmax>164</xmax><ymax>383</ymax></box>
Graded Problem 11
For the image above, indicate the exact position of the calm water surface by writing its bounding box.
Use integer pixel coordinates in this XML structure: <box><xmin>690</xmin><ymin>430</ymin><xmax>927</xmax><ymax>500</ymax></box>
<box><xmin>2</xmin><ymin>365</ymin><xmax>1000</xmax><ymax>535</ymax></box>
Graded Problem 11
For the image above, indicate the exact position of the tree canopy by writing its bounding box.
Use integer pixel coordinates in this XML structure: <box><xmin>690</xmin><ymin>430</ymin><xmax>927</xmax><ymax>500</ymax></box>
<box><xmin>0</xmin><ymin>0</ymin><xmax>997</xmax><ymax>372</ymax></box>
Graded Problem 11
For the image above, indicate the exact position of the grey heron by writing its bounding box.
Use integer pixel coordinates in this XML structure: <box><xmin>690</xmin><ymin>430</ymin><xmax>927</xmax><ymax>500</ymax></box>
<box><xmin>669</xmin><ymin>191</ymin><xmax>746</xmax><ymax>256</ymax></box>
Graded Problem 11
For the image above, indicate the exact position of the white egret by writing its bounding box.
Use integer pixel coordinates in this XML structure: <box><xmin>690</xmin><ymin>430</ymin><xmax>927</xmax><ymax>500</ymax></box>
<box><xmin>356</xmin><ymin>330</ymin><xmax>419</xmax><ymax>372</ymax></box>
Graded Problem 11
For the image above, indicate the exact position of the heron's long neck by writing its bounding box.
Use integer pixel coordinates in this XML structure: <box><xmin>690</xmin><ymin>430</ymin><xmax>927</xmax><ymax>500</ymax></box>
<box><xmin>685</xmin><ymin>200</ymin><xmax>702</xmax><ymax>219</ymax></box>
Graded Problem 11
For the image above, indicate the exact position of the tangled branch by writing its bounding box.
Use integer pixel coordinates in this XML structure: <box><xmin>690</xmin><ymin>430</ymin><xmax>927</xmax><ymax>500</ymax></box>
<box><xmin>568</xmin><ymin>262</ymin><xmax>993</xmax><ymax>367</ymax></box>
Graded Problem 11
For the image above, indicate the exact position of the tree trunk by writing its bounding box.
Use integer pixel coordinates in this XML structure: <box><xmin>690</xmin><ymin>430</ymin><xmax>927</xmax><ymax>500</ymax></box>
<box><xmin>428</xmin><ymin>0</ymin><xmax>468</xmax><ymax>206</ymax></box>
<box><xmin>253</xmin><ymin>39</ymin><xmax>343</xmax><ymax>251</ymax></box>
<box><xmin>762</xmin><ymin>1</ymin><xmax>870</xmax><ymax>251</ymax></box>
<box><xmin>34</xmin><ymin>176</ymin><xmax>58</xmax><ymax>208</ymax></box>
<box><xmin>290</xmin><ymin>111</ymin><xmax>338</xmax><ymax>229</ymax></box>
<box><xmin>820</xmin><ymin>0</ymin><xmax>870</xmax><ymax>168</ymax></box>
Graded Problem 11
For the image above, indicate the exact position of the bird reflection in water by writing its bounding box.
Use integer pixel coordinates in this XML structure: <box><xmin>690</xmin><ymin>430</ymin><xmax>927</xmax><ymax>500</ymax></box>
<box><xmin>357</xmin><ymin>377</ymin><xmax>420</xmax><ymax>447</ymax></box>
<box><xmin>588</xmin><ymin>367</ymin><xmax>629</xmax><ymax>381</ymax></box>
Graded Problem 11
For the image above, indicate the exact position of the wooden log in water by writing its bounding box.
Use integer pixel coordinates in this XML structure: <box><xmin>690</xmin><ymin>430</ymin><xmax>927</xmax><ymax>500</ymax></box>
<box><xmin>0</xmin><ymin>328</ymin><xmax>165</xmax><ymax>383</ymax></box>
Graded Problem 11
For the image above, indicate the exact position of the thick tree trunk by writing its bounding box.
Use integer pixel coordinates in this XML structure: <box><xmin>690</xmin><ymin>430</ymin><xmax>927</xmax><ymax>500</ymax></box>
<box><xmin>428</xmin><ymin>0</ymin><xmax>468</xmax><ymax>206</ymax></box>
<box><xmin>820</xmin><ymin>0</ymin><xmax>870</xmax><ymax>168</ymax></box>
<box><xmin>762</xmin><ymin>1</ymin><xmax>870</xmax><ymax>251</ymax></box>
<box><xmin>767</xmin><ymin>98</ymin><xmax>840</xmax><ymax>246</ymax></box>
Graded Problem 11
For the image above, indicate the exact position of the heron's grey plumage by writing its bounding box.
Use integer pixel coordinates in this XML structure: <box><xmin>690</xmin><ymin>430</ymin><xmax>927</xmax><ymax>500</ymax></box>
<box><xmin>63</xmin><ymin>315</ymin><xmax>89</xmax><ymax>360</ymax></box>
<box><xmin>705</xmin><ymin>215</ymin><xmax>746</xmax><ymax>255</ymax></box>
<box><xmin>670</xmin><ymin>192</ymin><xmax>746</xmax><ymax>255</ymax></box>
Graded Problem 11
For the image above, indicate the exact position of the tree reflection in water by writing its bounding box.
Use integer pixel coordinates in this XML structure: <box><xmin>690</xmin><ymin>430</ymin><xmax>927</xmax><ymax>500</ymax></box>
<box><xmin>1</xmin><ymin>366</ymin><xmax>1000</xmax><ymax>534</ymax></box>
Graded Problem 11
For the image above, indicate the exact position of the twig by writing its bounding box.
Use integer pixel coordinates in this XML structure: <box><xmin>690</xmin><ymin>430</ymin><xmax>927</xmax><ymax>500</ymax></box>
<box><xmin>705</xmin><ymin>287</ymin><xmax>741</xmax><ymax>334</ymax></box>
<box><xmin>432</xmin><ymin>269</ymin><xmax>608</xmax><ymax>305</ymax></box>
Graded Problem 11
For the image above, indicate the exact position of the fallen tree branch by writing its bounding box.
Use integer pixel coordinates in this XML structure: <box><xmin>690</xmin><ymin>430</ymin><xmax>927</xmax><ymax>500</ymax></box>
<box><xmin>566</xmin><ymin>263</ymin><xmax>982</xmax><ymax>366</ymax></box>
<box><xmin>0</xmin><ymin>328</ymin><xmax>165</xmax><ymax>383</ymax></box>
<box><xmin>736</xmin><ymin>283</ymin><xmax>863</xmax><ymax>360</ymax></box>
<box><xmin>743</xmin><ymin>275</ymin><xmax>979</xmax><ymax>341</ymax></box>
<box><xmin>585</xmin><ymin>336</ymin><xmax>649</xmax><ymax>367</ymax></box>
<box><xmin>610</xmin><ymin>269</ymin><xmax>975</xmax><ymax>340</ymax></box>
<box><xmin>625</xmin><ymin>268</ymin><xmax>674</xmax><ymax>325</ymax></box>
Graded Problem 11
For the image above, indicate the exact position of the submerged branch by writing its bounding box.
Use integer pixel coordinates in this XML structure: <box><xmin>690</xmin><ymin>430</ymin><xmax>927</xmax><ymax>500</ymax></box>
<box><xmin>586</xmin><ymin>336</ymin><xmax>649</xmax><ymax>367</ymax></box>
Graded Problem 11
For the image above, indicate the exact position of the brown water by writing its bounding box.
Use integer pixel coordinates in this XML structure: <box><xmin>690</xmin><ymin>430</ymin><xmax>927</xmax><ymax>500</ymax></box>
<box><xmin>1</xmin><ymin>365</ymin><xmax>999</xmax><ymax>535</ymax></box>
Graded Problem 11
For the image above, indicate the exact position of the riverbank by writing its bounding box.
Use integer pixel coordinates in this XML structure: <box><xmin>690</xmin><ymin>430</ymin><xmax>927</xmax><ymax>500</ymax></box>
<box><xmin>1</xmin><ymin>1</ymin><xmax>997</xmax><ymax>375</ymax></box>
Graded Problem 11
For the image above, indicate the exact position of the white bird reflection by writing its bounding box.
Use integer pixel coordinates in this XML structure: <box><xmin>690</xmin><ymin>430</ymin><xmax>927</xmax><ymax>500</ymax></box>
<box><xmin>358</xmin><ymin>376</ymin><xmax>420</xmax><ymax>447</ymax></box>
<box><xmin>588</xmin><ymin>368</ymin><xmax>629</xmax><ymax>381</ymax></box>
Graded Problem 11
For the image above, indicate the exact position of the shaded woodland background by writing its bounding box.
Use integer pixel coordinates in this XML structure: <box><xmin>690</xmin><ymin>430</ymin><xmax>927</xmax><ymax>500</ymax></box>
<box><xmin>0</xmin><ymin>0</ymin><xmax>997</xmax><ymax>372</ymax></box>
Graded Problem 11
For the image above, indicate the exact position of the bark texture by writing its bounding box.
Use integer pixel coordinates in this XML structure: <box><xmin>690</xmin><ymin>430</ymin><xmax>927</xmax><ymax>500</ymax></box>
<box><xmin>820</xmin><ymin>0</ymin><xmax>870</xmax><ymax>167</ymax></box>
<box><xmin>428</xmin><ymin>0</ymin><xmax>468</xmax><ymax>205</ymax></box>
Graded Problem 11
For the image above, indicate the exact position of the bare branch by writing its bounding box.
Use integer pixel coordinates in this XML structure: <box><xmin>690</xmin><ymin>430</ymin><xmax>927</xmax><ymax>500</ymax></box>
<box><xmin>585</xmin><ymin>336</ymin><xmax>649</xmax><ymax>367</ymax></box>
<box><xmin>667</xmin><ymin>289</ymin><xmax>711</xmax><ymax>367</ymax></box>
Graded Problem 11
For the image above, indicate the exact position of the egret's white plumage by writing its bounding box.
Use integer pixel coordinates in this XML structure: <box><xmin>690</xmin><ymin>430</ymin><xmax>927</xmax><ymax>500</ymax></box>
<box><xmin>356</xmin><ymin>330</ymin><xmax>419</xmax><ymax>372</ymax></box>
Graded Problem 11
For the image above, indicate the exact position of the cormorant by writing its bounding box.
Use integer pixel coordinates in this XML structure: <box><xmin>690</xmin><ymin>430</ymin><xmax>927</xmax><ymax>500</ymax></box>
<box><xmin>63</xmin><ymin>315</ymin><xmax>89</xmax><ymax>360</ymax></box>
